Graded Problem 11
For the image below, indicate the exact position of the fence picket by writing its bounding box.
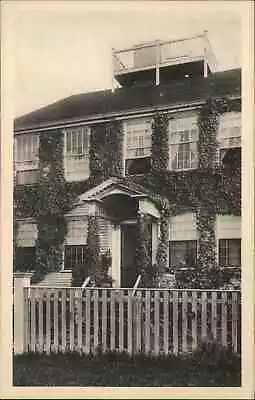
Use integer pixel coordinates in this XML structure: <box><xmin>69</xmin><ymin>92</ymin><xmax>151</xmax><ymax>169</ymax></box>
<box><xmin>182</xmin><ymin>291</ymin><xmax>188</xmax><ymax>353</ymax></box>
<box><xmin>201</xmin><ymin>292</ymin><xmax>207</xmax><ymax>340</ymax></box>
<box><xmin>85</xmin><ymin>289</ymin><xmax>91</xmax><ymax>354</ymax></box>
<box><xmin>127</xmin><ymin>290</ymin><xmax>133</xmax><ymax>355</ymax></box>
<box><xmin>102</xmin><ymin>290</ymin><xmax>107</xmax><ymax>352</ymax></box>
<box><xmin>135</xmin><ymin>291</ymin><xmax>142</xmax><ymax>353</ymax></box>
<box><xmin>38</xmin><ymin>289</ymin><xmax>44</xmax><ymax>352</ymax></box>
<box><xmin>118</xmin><ymin>291</ymin><xmax>124</xmax><ymax>352</ymax></box>
<box><xmin>77</xmin><ymin>289</ymin><xmax>82</xmax><ymax>352</ymax></box>
<box><xmin>69</xmin><ymin>289</ymin><xmax>74</xmax><ymax>352</ymax></box>
<box><xmin>231</xmin><ymin>292</ymin><xmax>238</xmax><ymax>352</ymax></box>
<box><xmin>163</xmin><ymin>291</ymin><xmax>169</xmax><ymax>354</ymax></box>
<box><xmin>110</xmin><ymin>291</ymin><xmax>116</xmax><ymax>351</ymax></box>
<box><xmin>172</xmin><ymin>291</ymin><xmax>178</xmax><ymax>354</ymax></box>
<box><xmin>53</xmin><ymin>290</ymin><xmax>59</xmax><ymax>352</ymax></box>
<box><xmin>45</xmin><ymin>291</ymin><xmax>51</xmax><ymax>354</ymax></box>
<box><xmin>221</xmin><ymin>291</ymin><xmax>228</xmax><ymax>347</ymax></box>
<box><xmin>145</xmin><ymin>290</ymin><xmax>150</xmax><ymax>354</ymax></box>
<box><xmin>191</xmin><ymin>291</ymin><xmax>197</xmax><ymax>350</ymax></box>
<box><xmin>93</xmin><ymin>289</ymin><xmax>99</xmax><ymax>351</ymax></box>
<box><xmin>23</xmin><ymin>287</ymin><xmax>29</xmax><ymax>352</ymax></box>
<box><xmin>30</xmin><ymin>289</ymin><xmax>36</xmax><ymax>352</ymax></box>
<box><xmin>211</xmin><ymin>291</ymin><xmax>217</xmax><ymax>340</ymax></box>
<box><xmin>61</xmin><ymin>290</ymin><xmax>66</xmax><ymax>352</ymax></box>
<box><xmin>154</xmin><ymin>290</ymin><xmax>160</xmax><ymax>355</ymax></box>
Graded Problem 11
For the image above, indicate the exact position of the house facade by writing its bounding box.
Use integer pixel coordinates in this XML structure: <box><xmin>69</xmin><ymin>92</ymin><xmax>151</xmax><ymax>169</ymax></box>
<box><xmin>13</xmin><ymin>33</ymin><xmax>241</xmax><ymax>289</ymax></box>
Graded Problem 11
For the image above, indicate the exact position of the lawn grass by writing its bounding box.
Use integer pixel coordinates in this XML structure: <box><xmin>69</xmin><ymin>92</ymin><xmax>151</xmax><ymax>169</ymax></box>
<box><xmin>13</xmin><ymin>350</ymin><xmax>241</xmax><ymax>387</ymax></box>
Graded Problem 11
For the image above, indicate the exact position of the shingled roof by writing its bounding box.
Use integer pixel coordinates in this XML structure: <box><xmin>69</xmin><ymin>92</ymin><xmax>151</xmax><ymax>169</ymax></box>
<box><xmin>14</xmin><ymin>68</ymin><xmax>241</xmax><ymax>131</ymax></box>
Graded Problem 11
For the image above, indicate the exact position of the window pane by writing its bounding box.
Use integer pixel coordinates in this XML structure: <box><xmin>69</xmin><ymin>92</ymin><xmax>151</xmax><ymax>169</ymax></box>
<box><xmin>169</xmin><ymin>115</ymin><xmax>198</xmax><ymax>170</ymax></box>
<box><xmin>66</xmin><ymin>132</ymin><xmax>72</xmax><ymax>153</ymax></box>
<box><xmin>64</xmin><ymin>245</ymin><xmax>87</xmax><ymax>270</ymax></box>
<box><xmin>169</xmin><ymin>240</ymin><xmax>197</xmax><ymax>268</ymax></box>
<box><xmin>125</xmin><ymin>119</ymin><xmax>152</xmax><ymax>160</ymax></box>
<box><xmin>219</xmin><ymin>239</ymin><xmax>241</xmax><ymax>266</ymax></box>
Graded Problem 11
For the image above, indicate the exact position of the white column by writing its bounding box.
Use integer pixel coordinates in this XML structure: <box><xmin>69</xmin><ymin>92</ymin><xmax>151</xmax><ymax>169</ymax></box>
<box><xmin>111</xmin><ymin>224</ymin><xmax>121</xmax><ymax>287</ymax></box>
<box><xmin>13</xmin><ymin>272</ymin><xmax>33</xmax><ymax>354</ymax></box>
<box><xmin>152</xmin><ymin>221</ymin><xmax>160</xmax><ymax>264</ymax></box>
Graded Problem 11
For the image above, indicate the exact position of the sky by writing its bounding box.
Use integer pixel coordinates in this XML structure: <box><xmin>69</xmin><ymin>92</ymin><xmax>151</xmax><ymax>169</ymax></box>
<box><xmin>10</xmin><ymin>1</ymin><xmax>242</xmax><ymax>117</ymax></box>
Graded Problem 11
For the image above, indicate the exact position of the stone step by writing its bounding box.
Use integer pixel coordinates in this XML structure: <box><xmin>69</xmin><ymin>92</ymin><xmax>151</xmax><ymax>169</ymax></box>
<box><xmin>36</xmin><ymin>272</ymin><xmax>73</xmax><ymax>287</ymax></box>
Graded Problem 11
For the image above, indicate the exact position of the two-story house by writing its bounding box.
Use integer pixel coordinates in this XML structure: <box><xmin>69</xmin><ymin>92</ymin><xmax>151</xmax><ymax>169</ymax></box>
<box><xmin>13</xmin><ymin>32</ymin><xmax>241</xmax><ymax>288</ymax></box>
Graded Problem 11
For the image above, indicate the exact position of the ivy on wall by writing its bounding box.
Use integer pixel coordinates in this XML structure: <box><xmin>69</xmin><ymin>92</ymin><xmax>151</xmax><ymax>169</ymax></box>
<box><xmin>151</xmin><ymin>112</ymin><xmax>169</xmax><ymax>172</ymax></box>
<box><xmin>14</xmin><ymin>131</ymin><xmax>77</xmax><ymax>279</ymax></box>
<box><xmin>90</xmin><ymin>120</ymin><xmax>123</xmax><ymax>180</ymax></box>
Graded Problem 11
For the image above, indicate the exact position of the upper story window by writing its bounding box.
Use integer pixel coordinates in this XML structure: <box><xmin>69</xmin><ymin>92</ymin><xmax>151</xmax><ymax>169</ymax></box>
<box><xmin>64</xmin><ymin>127</ymin><xmax>90</xmax><ymax>181</ymax></box>
<box><xmin>125</xmin><ymin>118</ymin><xmax>152</xmax><ymax>175</ymax></box>
<box><xmin>14</xmin><ymin>134</ymin><xmax>39</xmax><ymax>185</ymax></box>
<box><xmin>169</xmin><ymin>115</ymin><xmax>198</xmax><ymax>170</ymax></box>
<box><xmin>217</xmin><ymin>112</ymin><xmax>241</xmax><ymax>166</ymax></box>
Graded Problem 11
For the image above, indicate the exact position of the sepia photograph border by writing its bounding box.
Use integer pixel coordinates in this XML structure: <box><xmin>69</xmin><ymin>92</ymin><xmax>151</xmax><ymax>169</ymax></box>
<box><xmin>1</xmin><ymin>1</ymin><xmax>254</xmax><ymax>398</ymax></box>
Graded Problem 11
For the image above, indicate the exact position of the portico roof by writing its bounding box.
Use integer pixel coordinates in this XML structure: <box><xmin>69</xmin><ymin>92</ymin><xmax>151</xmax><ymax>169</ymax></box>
<box><xmin>77</xmin><ymin>177</ymin><xmax>161</xmax><ymax>219</ymax></box>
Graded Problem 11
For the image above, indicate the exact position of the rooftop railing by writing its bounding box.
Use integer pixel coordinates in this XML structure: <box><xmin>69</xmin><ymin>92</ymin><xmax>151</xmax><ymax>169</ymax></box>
<box><xmin>113</xmin><ymin>32</ymin><xmax>218</xmax><ymax>77</ymax></box>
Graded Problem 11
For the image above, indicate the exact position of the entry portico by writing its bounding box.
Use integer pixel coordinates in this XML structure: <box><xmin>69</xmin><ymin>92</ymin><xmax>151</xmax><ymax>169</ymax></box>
<box><xmin>73</xmin><ymin>177</ymin><xmax>161</xmax><ymax>287</ymax></box>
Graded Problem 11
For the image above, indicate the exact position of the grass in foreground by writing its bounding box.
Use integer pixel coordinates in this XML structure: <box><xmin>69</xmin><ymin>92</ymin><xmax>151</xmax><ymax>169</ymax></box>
<box><xmin>13</xmin><ymin>348</ymin><xmax>241</xmax><ymax>387</ymax></box>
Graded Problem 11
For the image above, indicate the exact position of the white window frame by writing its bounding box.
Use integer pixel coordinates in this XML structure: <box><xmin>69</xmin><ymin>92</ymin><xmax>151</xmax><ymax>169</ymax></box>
<box><xmin>168</xmin><ymin>115</ymin><xmax>199</xmax><ymax>171</ymax></box>
<box><xmin>14</xmin><ymin>134</ymin><xmax>39</xmax><ymax>184</ymax></box>
<box><xmin>16</xmin><ymin>220</ymin><xmax>38</xmax><ymax>247</ymax></box>
<box><xmin>63</xmin><ymin>126</ymin><xmax>90</xmax><ymax>181</ymax></box>
<box><xmin>124</xmin><ymin>118</ymin><xmax>152</xmax><ymax>160</ymax></box>
<box><xmin>217</xmin><ymin>111</ymin><xmax>241</xmax><ymax>164</ymax></box>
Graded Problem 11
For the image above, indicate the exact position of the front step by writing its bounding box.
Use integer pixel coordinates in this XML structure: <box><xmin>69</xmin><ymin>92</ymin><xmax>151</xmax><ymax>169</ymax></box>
<box><xmin>36</xmin><ymin>271</ymin><xmax>73</xmax><ymax>287</ymax></box>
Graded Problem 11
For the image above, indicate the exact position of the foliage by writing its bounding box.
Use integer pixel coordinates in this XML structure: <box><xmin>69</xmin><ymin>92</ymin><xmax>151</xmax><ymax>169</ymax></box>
<box><xmin>135</xmin><ymin>213</ymin><xmax>154</xmax><ymax>286</ymax></box>
<box><xmin>155</xmin><ymin>214</ymin><xmax>169</xmax><ymax>279</ymax></box>
<box><xmin>86</xmin><ymin>216</ymin><xmax>101</xmax><ymax>281</ymax></box>
<box><xmin>94</xmin><ymin>249</ymin><xmax>113</xmax><ymax>287</ymax></box>
<box><xmin>90</xmin><ymin>120</ymin><xmax>123</xmax><ymax>180</ymax></box>
<box><xmin>151</xmin><ymin>112</ymin><xmax>169</xmax><ymax>172</ymax></box>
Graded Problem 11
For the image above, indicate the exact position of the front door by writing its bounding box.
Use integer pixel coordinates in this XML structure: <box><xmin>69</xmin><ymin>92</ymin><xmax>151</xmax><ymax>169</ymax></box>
<box><xmin>121</xmin><ymin>224</ymin><xmax>138</xmax><ymax>288</ymax></box>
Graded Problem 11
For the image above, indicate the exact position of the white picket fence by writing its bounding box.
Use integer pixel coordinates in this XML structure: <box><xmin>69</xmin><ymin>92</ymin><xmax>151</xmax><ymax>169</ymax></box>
<box><xmin>22</xmin><ymin>287</ymin><xmax>241</xmax><ymax>355</ymax></box>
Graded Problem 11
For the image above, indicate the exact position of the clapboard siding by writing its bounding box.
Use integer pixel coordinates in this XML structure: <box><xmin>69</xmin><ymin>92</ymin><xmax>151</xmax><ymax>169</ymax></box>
<box><xmin>65</xmin><ymin>217</ymin><xmax>88</xmax><ymax>245</ymax></box>
<box><xmin>169</xmin><ymin>213</ymin><xmax>197</xmax><ymax>241</ymax></box>
<box><xmin>216</xmin><ymin>215</ymin><xmax>241</xmax><ymax>239</ymax></box>
<box><xmin>98</xmin><ymin>217</ymin><xmax>112</xmax><ymax>253</ymax></box>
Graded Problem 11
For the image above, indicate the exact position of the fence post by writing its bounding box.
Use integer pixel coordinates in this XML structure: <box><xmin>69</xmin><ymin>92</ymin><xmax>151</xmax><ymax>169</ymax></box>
<box><xmin>13</xmin><ymin>272</ymin><xmax>33</xmax><ymax>354</ymax></box>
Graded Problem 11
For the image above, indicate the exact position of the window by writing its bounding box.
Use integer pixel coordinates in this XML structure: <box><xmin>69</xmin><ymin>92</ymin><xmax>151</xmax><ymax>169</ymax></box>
<box><xmin>64</xmin><ymin>245</ymin><xmax>88</xmax><ymax>270</ymax></box>
<box><xmin>169</xmin><ymin>116</ymin><xmax>198</xmax><ymax>170</ymax></box>
<box><xmin>15</xmin><ymin>247</ymin><xmax>36</xmax><ymax>271</ymax></box>
<box><xmin>14</xmin><ymin>134</ymin><xmax>39</xmax><ymax>184</ymax></box>
<box><xmin>125</xmin><ymin>118</ymin><xmax>152</xmax><ymax>175</ymax></box>
<box><xmin>169</xmin><ymin>240</ymin><xmax>197</xmax><ymax>268</ymax></box>
<box><xmin>17</xmin><ymin>222</ymin><xmax>38</xmax><ymax>247</ymax></box>
<box><xmin>217</xmin><ymin>112</ymin><xmax>241</xmax><ymax>166</ymax></box>
<box><xmin>64</xmin><ymin>127</ymin><xmax>90</xmax><ymax>180</ymax></box>
<box><xmin>219</xmin><ymin>239</ymin><xmax>241</xmax><ymax>267</ymax></box>
<box><xmin>16</xmin><ymin>170</ymin><xmax>40</xmax><ymax>185</ymax></box>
